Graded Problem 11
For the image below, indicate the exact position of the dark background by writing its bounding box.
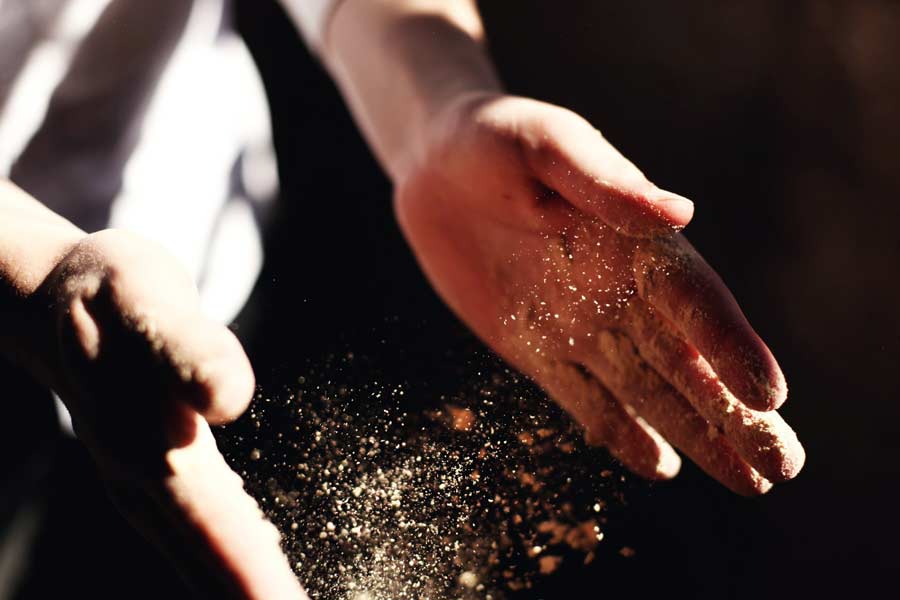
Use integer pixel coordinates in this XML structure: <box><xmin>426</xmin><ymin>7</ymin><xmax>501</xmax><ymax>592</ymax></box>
<box><xmin>12</xmin><ymin>1</ymin><xmax>900</xmax><ymax>598</ymax></box>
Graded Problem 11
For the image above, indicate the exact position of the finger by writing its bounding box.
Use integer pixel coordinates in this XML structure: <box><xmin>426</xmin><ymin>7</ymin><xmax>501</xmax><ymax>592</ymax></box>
<box><xmin>141</xmin><ymin>310</ymin><xmax>256</xmax><ymax>426</ymax></box>
<box><xmin>109</xmin><ymin>412</ymin><xmax>308</xmax><ymax>600</ymax></box>
<box><xmin>536</xmin><ymin>360</ymin><xmax>681</xmax><ymax>480</ymax></box>
<box><xmin>521</xmin><ymin>108</ymin><xmax>694</xmax><ymax>236</ymax></box>
<box><xmin>583</xmin><ymin>330</ymin><xmax>772</xmax><ymax>495</ymax></box>
<box><xmin>633</xmin><ymin>235</ymin><xmax>787</xmax><ymax>411</ymax></box>
<box><xmin>628</xmin><ymin>300</ymin><xmax>805</xmax><ymax>482</ymax></box>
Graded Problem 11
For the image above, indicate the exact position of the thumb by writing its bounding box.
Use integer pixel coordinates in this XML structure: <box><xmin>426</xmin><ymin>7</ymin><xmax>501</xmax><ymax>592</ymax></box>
<box><xmin>525</xmin><ymin>109</ymin><xmax>694</xmax><ymax>236</ymax></box>
<box><xmin>55</xmin><ymin>230</ymin><xmax>255</xmax><ymax>428</ymax></box>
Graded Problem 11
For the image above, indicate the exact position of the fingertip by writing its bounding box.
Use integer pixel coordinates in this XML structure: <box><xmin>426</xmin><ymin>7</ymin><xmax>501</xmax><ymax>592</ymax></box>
<box><xmin>768</xmin><ymin>434</ymin><xmax>806</xmax><ymax>483</ymax></box>
<box><xmin>608</xmin><ymin>189</ymin><xmax>694</xmax><ymax>238</ymax></box>
<box><xmin>631</xmin><ymin>415</ymin><xmax>682</xmax><ymax>480</ymax></box>
<box><xmin>200</xmin><ymin>359</ymin><xmax>255</xmax><ymax>426</ymax></box>
<box><xmin>653</xmin><ymin>443</ymin><xmax>683</xmax><ymax>479</ymax></box>
<box><xmin>785</xmin><ymin>442</ymin><xmax>806</xmax><ymax>481</ymax></box>
<box><xmin>607</xmin><ymin>444</ymin><xmax>681</xmax><ymax>481</ymax></box>
<box><xmin>721</xmin><ymin>337</ymin><xmax>788</xmax><ymax>412</ymax></box>
<box><xmin>649</xmin><ymin>189</ymin><xmax>694</xmax><ymax>231</ymax></box>
<box><xmin>736</xmin><ymin>476</ymin><xmax>774</xmax><ymax>497</ymax></box>
<box><xmin>708</xmin><ymin>461</ymin><xmax>773</xmax><ymax>496</ymax></box>
<box><xmin>765</xmin><ymin>365</ymin><xmax>789</xmax><ymax>411</ymax></box>
<box><xmin>184</xmin><ymin>329</ymin><xmax>255</xmax><ymax>425</ymax></box>
<box><xmin>603</xmin><ymin>430</ymin><xmax>682</xmax><ymax>481</ymax></box>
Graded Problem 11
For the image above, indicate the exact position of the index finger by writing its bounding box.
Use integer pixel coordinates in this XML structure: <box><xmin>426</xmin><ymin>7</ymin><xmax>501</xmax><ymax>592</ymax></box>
<box><xmin>632</xmin><ymin>235</ymin><xmax>787</xmax><ymax>411</ymax></box>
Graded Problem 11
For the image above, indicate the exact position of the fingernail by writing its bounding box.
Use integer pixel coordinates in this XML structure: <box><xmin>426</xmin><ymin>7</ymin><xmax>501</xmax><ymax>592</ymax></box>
<box><xmin>651</xmin><ymin>189</ymin><xmax>694</xmax><ymax>227</ymax></box>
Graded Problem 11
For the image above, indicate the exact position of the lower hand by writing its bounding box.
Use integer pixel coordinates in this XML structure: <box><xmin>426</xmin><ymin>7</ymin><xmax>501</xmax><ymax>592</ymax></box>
<box><xmin>36</xmin><ymin>229</ymin><xmax>306</xmax><ymax>598</ymax></box>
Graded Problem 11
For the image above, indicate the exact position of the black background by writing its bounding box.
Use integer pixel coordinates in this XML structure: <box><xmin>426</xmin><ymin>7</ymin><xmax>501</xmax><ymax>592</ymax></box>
<box><xmin>13</xmin><ymin>1</ymin><xmax>900</xmax><ymax>598</ymax></box>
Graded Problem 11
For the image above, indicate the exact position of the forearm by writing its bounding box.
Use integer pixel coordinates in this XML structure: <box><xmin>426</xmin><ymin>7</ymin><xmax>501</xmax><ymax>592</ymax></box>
<box><xmin>0</xmin><ymin>180</ymin><xmax>85</xmax><ymax>378</ymax></box>
<box><xmin>320</xmin><ymin>0</ymin><xmax>502</xmax><ymax>182</ymax></box>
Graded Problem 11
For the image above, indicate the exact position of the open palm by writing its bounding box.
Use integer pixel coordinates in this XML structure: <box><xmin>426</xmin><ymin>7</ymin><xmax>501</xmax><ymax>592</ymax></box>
<box><xmin>397</xmin><ymin>94</ymin><xmax>804</xmax><ymax>494</ymax></box>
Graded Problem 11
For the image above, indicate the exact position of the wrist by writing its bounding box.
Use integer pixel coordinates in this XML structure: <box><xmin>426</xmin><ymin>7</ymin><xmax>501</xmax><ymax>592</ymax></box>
<box><xmin>322</xmin><ymin>0</ymin><xmax>502</xmax><ymax>183</ymax></box>
<box><xmin>398</xmin><ymin>88</ymin><xmax>503</xmax><ymax>183</ymax></box>
<box><xmin>397</xmin><ymin>84</ymin><xmax>504</xmax><ymax>185</ymax></box>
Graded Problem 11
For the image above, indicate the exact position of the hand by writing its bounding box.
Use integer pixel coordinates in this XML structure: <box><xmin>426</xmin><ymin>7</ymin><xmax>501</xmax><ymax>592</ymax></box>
<box><xmin>395</xmin><ymin>93</ymin><xmax>805</xmax><ymax>495</ymax></box>
<box><xmin>35</xmin><ymin>230</ymin><xmax>307</xmax><ymax>599</ymax></box>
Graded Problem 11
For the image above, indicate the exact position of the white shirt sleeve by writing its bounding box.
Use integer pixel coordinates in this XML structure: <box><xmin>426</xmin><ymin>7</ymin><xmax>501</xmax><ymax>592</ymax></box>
<box><xmin>278</xmin><ymin>0</ymin><xmax>344</xmax><ymax>52</ymax></box>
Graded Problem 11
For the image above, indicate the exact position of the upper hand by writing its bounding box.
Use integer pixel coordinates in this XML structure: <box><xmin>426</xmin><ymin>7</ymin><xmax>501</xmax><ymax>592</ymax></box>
<box><xmin>395</xmin><ymin>93</ymin><xmax>804</xmax><ymax>494</ymax></box>
<box><xmin>35</xmin><ymin>229</ymin><xmax>307</xmax><ymax>598</ymax></box>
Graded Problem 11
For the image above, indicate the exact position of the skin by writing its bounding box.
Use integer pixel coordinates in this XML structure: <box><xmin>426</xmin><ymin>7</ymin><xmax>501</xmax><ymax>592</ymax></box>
<box><xmin>0</xmin><ymin>183</ymin><xmax>308</xmax><ymax>600</ymax></box>
<box><xmin>0</xmin><ymin>0</ymin><xmax>805</xmax><ymax>595</ymax></box>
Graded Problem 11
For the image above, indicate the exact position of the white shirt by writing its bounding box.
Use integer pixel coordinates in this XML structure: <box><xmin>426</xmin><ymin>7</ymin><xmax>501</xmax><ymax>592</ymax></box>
<box><xmin>0</xmin><ymin>0</ymin><xmax>339</xmax><ymax>323</ymax></box>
